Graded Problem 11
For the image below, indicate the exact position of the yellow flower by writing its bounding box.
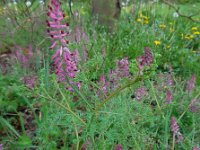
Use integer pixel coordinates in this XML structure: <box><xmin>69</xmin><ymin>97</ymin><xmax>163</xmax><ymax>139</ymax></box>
<box><xmin>193</xmin><ymin>31</ymin><xmax>200</xmax><ymax>35</ymax></box>
<box><xmin>143</xmin><ymin>20</ymin><xmax>149</xmax><ymax>24</ymax></box>
<box><xmin>192</xmin><ymin>27</ymin><xmax>198</xmax><ymax>31</ymax></box>
<box><xmin>185</xmin><ymin>35</ymin><xmax>194</xmax><ymax>40</ymax></box>
<box><xmin>136</xmin><ymin>18</ymin><xmax>142</xmax><ymax>22</ymax></box>
<box><xmin>154</xmin><ymin>40</ymin><xmax>161</xmax><ymax>46</ymax></box>
<box><xmin>139</xmin><ymin>12</ymin><xmax>143</xmax><ymax>18</ymax></box>
<box><xmin>159</xmin><ymin>24</ymin><xmax>166</xmax><ymax>29</ymax></box>
<box><xmin>141</xmin><ymin>16</ymin><xmax>149</xmax><ymax>20</ymax></box>
<box><xmin>166</xmin><ymin>45</ymin><xmax>171</xmax><ymax>49</ymax></box>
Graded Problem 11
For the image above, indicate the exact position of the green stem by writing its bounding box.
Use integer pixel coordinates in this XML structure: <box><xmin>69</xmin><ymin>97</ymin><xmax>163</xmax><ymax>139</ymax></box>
<box><xmin>149</xmin><ymin>79</ymin><xmax>165</xmax><ymax>119</ymax></box>
<box><xmin>172</xmin><ymin>133</ymin><xmax>175</xmax><ymax>150</ymax></box>
<box><xmin>178</xmin><ymin>91</ymin><xmax>200</xmax><ymax>121</ymax></box>
<box><xmin>40</xmin><ymin>88</ymin><xmax>86</xmax><ymax>126</ymax></box>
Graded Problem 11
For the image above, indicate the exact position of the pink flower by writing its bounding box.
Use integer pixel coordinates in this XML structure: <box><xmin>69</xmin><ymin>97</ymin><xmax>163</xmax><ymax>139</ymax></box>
<box><xmin>99</xmin><ymin>74</ymin><xmax>109</xmax><ymax>93</ymax></box>
<box><xmin>189</xmin><ymin>99</ymin><xmax>200</xmax><ymax>113</ymax></box>
<box><xmin>115</xmin><ymin>144</ymin><xmax>123</xmax><ymax>150</ymax></box>
<box><xmin>193</xmin><ymin>147</ymin><xmax>200</xmax><ymax>150</ymax></box>
<box><xmin>14</xmin><ymin>45</ymin><xmax>35</xmax><ymax>68</ymax></box>
<box><xmin>171</xmin><ymin>117</ymin><xmax>183</xmax><ymax>143</ymax></box>
<box><xmin>166</xmin><ymin>73</ymin><xmax>174</xmax><ymax>86</ymax></box>
<box><xmin>137</xmin><ymin>47</ymin><xmax>154</xmax><ymax>75</ymax></box>
<box><xmin>21</xmin><ymin>75</ymin><xmax>38</xmax><ymax>89</ymax></box>
<box><xmin>186</xmin><ymin>74</ymin><xmax>196</xmax><ymax>93</ymax></box>
<box><xmin>135</xmin><ymin>86</ymin><xmax>148</xmax><ymax>100</ymax></box>
<box><xmin>166</xmin><ymin>90</ymin><xmax>173</xmax><ymax>104</ymax></box>
<box><xmin>99</xmin><ymin>57</ymin><xmax>130</xmax><ymax>93</ymax></box>
<box><xmin>47</xmin><ymin>0</ymin><xmax>80</xmax><ymax>90</ymax></box>
<box><xmin>116</xmin><ymin>57</ymin><xmax>130</xmax><ymax>78</ymax></box>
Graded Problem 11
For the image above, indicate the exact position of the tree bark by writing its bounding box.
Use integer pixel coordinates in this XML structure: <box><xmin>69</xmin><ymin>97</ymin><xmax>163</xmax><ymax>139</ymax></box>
<box><xmin>92</xmin><ymin>0</ymin><xmax>121</xmax><ymax>30</ymax></box>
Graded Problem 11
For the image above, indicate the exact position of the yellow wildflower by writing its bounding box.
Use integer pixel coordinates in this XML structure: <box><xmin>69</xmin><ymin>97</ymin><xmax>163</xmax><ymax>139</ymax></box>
<box><xmin>143</xmin><ymin>20</ymin><xmax>149</xmax><ymax>24</ymax></box>
<box><xmin>185</xmin><ymin>35</ymin><xmax>194</xmax><ymax>40</ymax></box>
<box><xmin>166</xmin><ymin>45</ymin><xmax>171</xmax><ymax>49</ymax></box>
<box><xmin>141</xmin><ymin>15</ymin><xmax>149</xmax><ymax>20</ymax></box>
<box><xmin>159</xmin><ymin>24</ymin><xmax>166</xmax><ymax>29</ymax></box>
<box><xmin>193</xmin><ymin>31</ymin><xmax>200</xmax><ymax>35</ymax></box>
<box><xmin>192</xmin><ymin>27</ymin><xmax>198</xmax><ymax>31</ymax></box>
<box><xmin>154</xmin><ymin>40</ymin><xmax>161</xmax><ymax>46</ymax></box>
<box><xmin>136</xmin><ymin>18</ymin><xmax>142</xmax><ymax>22</ymax></box>
<box><xmin>139</xmin><ymin>12</ymin><xmax>143</xmax><ymax>18</ymax></box>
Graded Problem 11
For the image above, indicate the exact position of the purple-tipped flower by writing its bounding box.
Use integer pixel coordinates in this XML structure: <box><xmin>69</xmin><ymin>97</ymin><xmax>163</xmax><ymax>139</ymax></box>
<box><xmin>21</xmin><ymin>75</ymin><xmax>38</xmax><ymax>89</ymax></box>
<box><xmin>98</xmin><ymin>57</ymin><xmax>130</xmax><ymax>93</ymax></box>
<box><xmin>116</xmin><ymin>57</ymin><xmax>130</xmax><ymax>78</ymax></box>
<box><xmin>115</xmin><ymin>144</ymin><xmax>123</xmax><ymax>150</ymax></box>
<box><xmin>47</xmin><ymin>0</ymin><xmax>81</xmax><ymax>90</ymax></box>
<box><xmin>137</xmin><ymin>47</ymin><xmax>154</xmax><ymax>75</ymax></box>
<box><xmin>193</xmin><ymin>147</ymin><xmax>200</xmax><ymax>150</ymax></box>
<box><xmin>135</xmin><ymin>86</ymin><xmax>148</xmax><ymax>100</ymax></box>
<box><xmin>171</xmin><ymin>117</ymin><xmax>183</xmax><ymax>143</ymax></box>
<box><xmin>99</xmin><ymin>74</ymin><xmax>109</xmax><ymax>93</ymax></box>
<box><xmin>186</xmin><ymin>74</ymin><xmax>196</xmax><ymax>93</ymax></box>
<box><xmin>166</xmin><ymin>90</ymin><xmax>173</xmax><ymax>104</ymax></box>
<box><xmin>166</xmin><ymin>73</ymin><xmax>174</xmax><ymax>86</ymax></box>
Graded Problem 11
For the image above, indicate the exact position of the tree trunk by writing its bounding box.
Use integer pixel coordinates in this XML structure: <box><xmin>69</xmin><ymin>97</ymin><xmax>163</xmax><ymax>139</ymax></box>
<box><xmin>92</xmin><ymin>0</ymin><xmax>121</xmax><ymax>30</ymax></box>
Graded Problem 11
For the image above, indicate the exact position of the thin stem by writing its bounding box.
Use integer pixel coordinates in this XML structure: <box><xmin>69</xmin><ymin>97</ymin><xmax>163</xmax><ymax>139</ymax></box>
<box><xmin>172</xmin><ymin>133</ymin><xmax>175</xmax><ymax>150</ymax></box>
<box><xmin>95</xmin><ymin>76</ymin><xmax>142</xmax><ymax>115</ymax></box>
<box><xmin>72</xmin><ymin>118</ymin><xmax>80</xmax><ymax>150</ymax></box>
<box><xmin>149</xmin><ymin>79</ymin><xmax>165</xmax><ymax>119</ymax></box>
<box><xmin>178</xmin><ymin>91</ymin><xmax>200</xmax><ymax>121</ymax></box>
<box><xmin>40</xmin><ymin>89</ymin><xmax>86</xmax><ymax>126</ymax></box>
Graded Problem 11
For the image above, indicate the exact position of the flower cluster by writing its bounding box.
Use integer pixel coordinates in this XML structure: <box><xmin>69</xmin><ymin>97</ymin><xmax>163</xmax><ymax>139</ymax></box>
<box><xmin>186</xmin><ymin>74</ymin><xmax>196</xmax><ymax>93</ymax></box>
<box><xmin>135</xmin><ymin>86</ymin><xmax>148</xmax><ymax>101</ymax></box>
<box><xmin>190</xmin><ymin>99</ymin><xmax>200</xmax><ymax>113</ymax></box>
<box><xmin>47</xmin><ymin>0</ymin><xmax>80</xmax><ymax>90</ymax></box>
<box><xmin>115</xmin><ymin>144</ymin><xmax>123</xmax><ymax>150</ymax></box>
<box><xmin>166</xmin><ymin>73</ymin><xmax>174</xmax><ymax>86</ymax></box>
<box><xmin>99</xmin><ymin>74</ymin><xmax>109</xmax><ymax>94</ymax></box>
<box><xmin>137</xmin><ymin>47</ymin><xmax>154</xmax><ymax>75</ymax></box>
<box><xmin>98</xmin><ymin>57</ymin><xmax>130</xmax><ymax>93</ymax></box>
<box><xmin>115</xmin><ymin>57</ymin><xmax>130</xmax><ymax>79</ymax></box>
<box><xmin>15</xmin><ymin>45</ymin><xmax>34</xmax><ymax>68</ymax></box>
<box><xmin>171</xmin><ymin>117</ymin><xmax>183</xmax><ymax>143</ymax></box>
<box><xmin>21</xmin><ymin>75</ymin><xmax>38</xmax><ymax>89</ymax></box>
<box><xmin>166</xmin><ymin>90</ymin><xmax>173</xmax><ymax>104</ymax></box>
<box><xmin>136</xmin><ymin>12</ymin><xmax>149</xmax><ymax>24</ymax></box>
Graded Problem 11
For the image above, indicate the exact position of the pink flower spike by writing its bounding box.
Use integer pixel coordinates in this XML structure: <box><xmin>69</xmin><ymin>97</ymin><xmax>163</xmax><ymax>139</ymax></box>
<box><xmin>115</xmin><ymin>144</ymin><xmax>123</xmax><ymax>150</ymax></box>
<box><xmin>166</xmin><ymin>90</ymin><xmax>173</xmax><ymax>104</ymax></box>
<box><xmin>187</xmin><ymin>74</ymin><xmax>196</xmax><ymax>94</ymax></box>
<box><xmin>171</xmin><ymin>117</ymin><xmax>183</xmax><ymax>143</ymax></box>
